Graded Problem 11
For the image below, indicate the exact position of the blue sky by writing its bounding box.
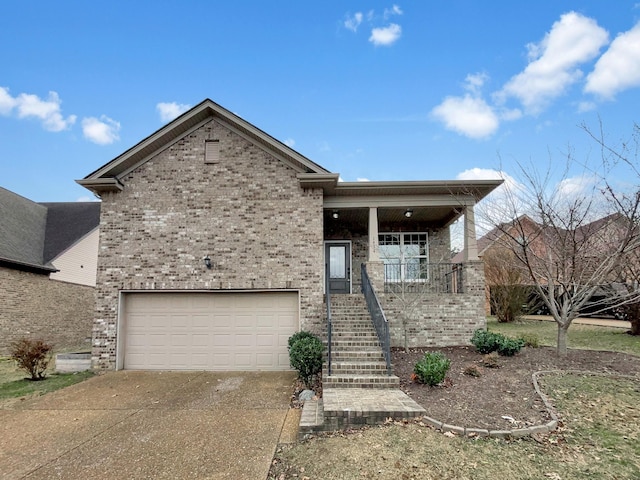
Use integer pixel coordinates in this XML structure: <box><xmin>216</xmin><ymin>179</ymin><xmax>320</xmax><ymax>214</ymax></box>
<box><xmin>1</xmin><ymin>1</ymin><xmax>640</xmax><ymax>203</ymax></box>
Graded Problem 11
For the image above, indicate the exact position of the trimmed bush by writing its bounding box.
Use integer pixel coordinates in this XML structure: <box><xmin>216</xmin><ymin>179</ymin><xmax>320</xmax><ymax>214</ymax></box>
<box><xmin>471</xmin><ymin>329</ymin><xmax>502</xmax><ymax>354</ymax></box>
<box><xmin>471</xmin><ymin>329</ymin><xmax>524</xmax><ymax>356</ymax></box>
<box><xmin>413</xmin><ymin>352</ymin><xmax>451</xmax><ymax>386</ymax></box>
<box><xmin>10</xmin><ymin>338</ymin><xmax>54</xmax><ymax>381</ymax></box>
<box><xmin>288</xmin><ymin>332</ymin><xmax>323</xmax><ymax>388</ymax></box>
<box><xmin>287</xmin><ymin>330</ymin><xmax>317</xmax><ymax>349</ymax></box>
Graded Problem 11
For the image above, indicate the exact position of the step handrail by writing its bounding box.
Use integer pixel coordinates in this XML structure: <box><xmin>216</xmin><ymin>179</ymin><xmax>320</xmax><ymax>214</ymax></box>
<box><xmin>325</xmin><ymin>263</ymin><xmax>333</xmax><ymax>376</ymax></box>
<box><xmin>361</xmin><ymin>263</ymin><xmax>392</xmax><ymax>375</ymax></box>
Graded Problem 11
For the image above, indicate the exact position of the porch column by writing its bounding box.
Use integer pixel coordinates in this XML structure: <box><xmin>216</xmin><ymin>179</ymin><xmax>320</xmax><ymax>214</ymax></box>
<box><xmin>366</xmin><ymin>207</ymin><xmax>385</xmax><ymax>291</ymax></box>
<box><xmin>368</xmin><ymin>207</ymin><xmax>380</xmax><ymax>261</ymax></box>
<box><xmin>464</xmin><ymin>205</ymin><xmax>479</xmax><ymax>261</ymax></box>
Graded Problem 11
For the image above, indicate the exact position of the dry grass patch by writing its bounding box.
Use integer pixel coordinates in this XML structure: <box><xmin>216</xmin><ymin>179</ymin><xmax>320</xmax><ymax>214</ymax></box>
<box><xmin>269</xmin><ymin>374</ymin><xmax>640</xmax><ymax>479</ymax></box>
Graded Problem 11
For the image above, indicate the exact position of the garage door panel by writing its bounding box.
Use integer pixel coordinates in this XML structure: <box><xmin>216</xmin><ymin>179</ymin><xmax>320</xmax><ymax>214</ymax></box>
<box><xmin>124</xmin><ymin>292</ymin><xmax>298</xmax><ymax>371</ymax></box>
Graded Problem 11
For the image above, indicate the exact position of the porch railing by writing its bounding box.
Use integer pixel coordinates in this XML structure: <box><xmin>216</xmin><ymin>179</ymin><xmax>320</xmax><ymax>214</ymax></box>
<box><xmin>325</xmin><ymin>264</ymin><xmax>333</xmax><ymax>376</ymax></box>
<box><xmin>383</xmin><ymin>262</ymin><xmax>464</xmax><ymax>294</ymax></box>
<box><xmin>361</xmin><ymin>263</ymin><xmax>392</xmax><ymax>375</ymax></box>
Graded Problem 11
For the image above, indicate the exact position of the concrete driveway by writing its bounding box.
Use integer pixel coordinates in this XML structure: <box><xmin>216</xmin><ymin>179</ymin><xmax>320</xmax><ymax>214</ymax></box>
<box><xmin>0</xmin><ymin>370</ymin><xmax>296</xmax><ymax>479</ymax></box>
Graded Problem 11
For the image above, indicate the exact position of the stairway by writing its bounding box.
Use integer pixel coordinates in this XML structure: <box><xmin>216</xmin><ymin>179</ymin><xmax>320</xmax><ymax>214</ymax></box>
<box><xmin>298</xmin><ymin>293</ymin><xmax>425</xmax><ymax>438</ymax></box>
<box><xmin>323</xmin><ymin>294</ymin><xmax>400</xmax><ymax>389</ymax></box>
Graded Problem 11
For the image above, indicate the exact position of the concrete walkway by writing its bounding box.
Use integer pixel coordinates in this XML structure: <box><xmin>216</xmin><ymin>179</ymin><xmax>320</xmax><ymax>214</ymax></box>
<box><xmin>0</xmin><ymin>370</ymin><xmax>295</xmax><ymax>480</ymax></box>
<box><xmin>522</xmin><ymin>315</ymin><xmax>631</xmax><ymax>329</ymax></box>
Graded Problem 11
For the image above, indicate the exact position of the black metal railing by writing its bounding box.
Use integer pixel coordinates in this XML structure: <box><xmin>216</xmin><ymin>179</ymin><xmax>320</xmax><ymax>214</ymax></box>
<box><xmin>383</xmin><ymin>262</ymin><xmax>464</xmax><ymax>294</ymax></box>
<box><xmin>361</xmin><ymin>263</ymin><xmax>392</xmax><ymax>375</ymax></box>
<box><xmin>325</xmin><ymin>264</ymin><xmax>333</xmax><ymax>376</ymax></box>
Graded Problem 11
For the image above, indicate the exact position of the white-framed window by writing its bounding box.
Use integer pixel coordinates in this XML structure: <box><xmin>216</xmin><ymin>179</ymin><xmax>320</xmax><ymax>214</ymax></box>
<box><xmin>379</xmin><ymin>232</ymin><xmax>429</xmax><ymax>281</ymax></box>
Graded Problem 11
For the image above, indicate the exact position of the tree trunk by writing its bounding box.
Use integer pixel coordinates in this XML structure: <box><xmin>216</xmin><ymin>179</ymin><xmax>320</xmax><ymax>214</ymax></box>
<box><xmin>630</xmin><ymin>317</ymin><xmax>640</xmax><ymax>336</ymax></box>
<box><xmin>556</xmin><ymin>324</ymin><xmax>569</xmax><ymax>356</ymax></box>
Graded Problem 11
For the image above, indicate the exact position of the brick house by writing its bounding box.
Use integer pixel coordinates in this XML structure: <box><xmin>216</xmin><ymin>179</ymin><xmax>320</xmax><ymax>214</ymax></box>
<box><xmin>0</xmin><ymin>187</ymin><xmax>100</xmax><ymax>354</ymax></box>
<box><xmin>78</xmin><ymin>99</ymin><xmax>501</xmax><ymax>372</ymax></box>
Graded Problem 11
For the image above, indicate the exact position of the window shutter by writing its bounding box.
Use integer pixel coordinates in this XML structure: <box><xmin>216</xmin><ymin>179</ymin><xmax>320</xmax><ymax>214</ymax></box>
<box><xmin>205</xmin><ymin>140</ymin><xmax>220</xmax><ymax>164</ymax></box>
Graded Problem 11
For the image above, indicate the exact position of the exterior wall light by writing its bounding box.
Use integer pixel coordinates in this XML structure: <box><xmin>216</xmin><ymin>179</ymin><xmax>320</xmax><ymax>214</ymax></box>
<box><xmin>204</xmin><ymin>255</ymin><xmax>212</xmax><ymax>269</ymax></box>
<box><xmin>332</xmin><ymin>210</ymin><xmax>339</xmax><ymax>219</ymax></box>
<box><xmin>404</xmin><ymin>209</ymin><xmax>413</xmax><ymax>218</ymax></box>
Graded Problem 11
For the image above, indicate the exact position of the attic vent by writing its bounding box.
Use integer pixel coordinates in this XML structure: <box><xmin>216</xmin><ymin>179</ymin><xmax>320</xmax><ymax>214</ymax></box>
<box><xmin>204</xmin><ymin>140</ymin><xmax>220</xmax><ymax>164</ymax></box>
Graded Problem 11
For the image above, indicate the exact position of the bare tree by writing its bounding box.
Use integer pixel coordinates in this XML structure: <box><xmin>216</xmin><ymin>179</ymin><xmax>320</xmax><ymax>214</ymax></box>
<box><xmin>481</xmin><ymin>125</ymin><xmax>640</xmax><ymax>355</ymax></box>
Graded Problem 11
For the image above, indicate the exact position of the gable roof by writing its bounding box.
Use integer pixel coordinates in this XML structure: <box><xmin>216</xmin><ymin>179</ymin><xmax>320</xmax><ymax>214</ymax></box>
<box><xmin>0</xmin><ymin>187</ymin><xmax>52</xmax><ymax>272</ymax></box>
<box><xmin>0</xmin><ymin>187</ymin><xmax>101</xmax><ymax>273</ymax></box>
<box><xmin>39</xmin><ymin>202</ymin><xmax>101</xmax><ymax>263</ymax></box>
<box><xmin>78</xmin><ymin>98</ymin><xmax>331</xmax><ymax>195</ymax></box>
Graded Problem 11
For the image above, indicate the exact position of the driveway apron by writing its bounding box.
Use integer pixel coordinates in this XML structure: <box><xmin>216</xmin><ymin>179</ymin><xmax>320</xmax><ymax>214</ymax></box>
<box><xmin>0</xmin><ymin>370</ymin><xmax>295</xmax><ymax>479</ymax></box>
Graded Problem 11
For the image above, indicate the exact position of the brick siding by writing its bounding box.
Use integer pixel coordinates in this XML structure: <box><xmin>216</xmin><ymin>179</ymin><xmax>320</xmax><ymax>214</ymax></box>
<box><xmin>381</xmin><ymin>261</ymin><xmax>486</xmax><ymax>347</ymax></box>
<box><xmin>0</xmin><ymin>266</ymin><xmax>94</xmax><ymax>355</ymax></box>
<box><xmin>92</xmin><ymin>119</ymin><xmax>324</xmax><ymax>369</ymax></box>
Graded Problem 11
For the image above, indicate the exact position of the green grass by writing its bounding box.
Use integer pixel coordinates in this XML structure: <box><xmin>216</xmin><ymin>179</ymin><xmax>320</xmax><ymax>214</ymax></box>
<box><xmin>0</xmin><ymin>351</ymin><xmax>94</xmax><ymax>400</ymax></box>
<box><xmin>487</xmin><ymin>317</ymin><xmax>640</xmax><ymax>356</ymax></box>
<box><xmin>0</xmin><ymin>370</ymin><xmax>94</xmax><ymax>400</ymax></box>
<box><xmin>271</xmin><ymin>374</ymin><xmax>640</xmax><ymax>479</ymax></box>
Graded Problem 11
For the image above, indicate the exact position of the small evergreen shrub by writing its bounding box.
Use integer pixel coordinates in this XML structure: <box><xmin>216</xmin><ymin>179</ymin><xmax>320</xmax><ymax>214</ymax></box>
<box><xmin>471</xmin><ymin>329</ymin><xmax>525</xmax><ymax>356</ymax></box>
<box><xmin>287</xmin><ymin>330</ymin><xmax>317</xmax><ymax>349</ymax></box>
<box><xmin>413</xmin><ymin>352</ymin><xmax>451</xmax><ymax>386</ymax></box>
<box><xmin>288</xmin><ymin>332</ymin><xmax>323</xmax><ymax>388</ymax></box>
<box><xmin>496</xmin><ymin>336</ymin><xmax>525</xmax><ymax>356</ymax></box>
<box><xmin>10</xmin><ymin>338</ymin><xmax>53</xmax><ymax>381</ymax></box>
<box><xmin>519</xmin><ymin>333</ymin><xmax>540</xmax><ymax>348</ymax></box>
<box><xmin>471</xmin><ymin>329</ymin><xmax>502</xmax><ymax>354</ymax></box>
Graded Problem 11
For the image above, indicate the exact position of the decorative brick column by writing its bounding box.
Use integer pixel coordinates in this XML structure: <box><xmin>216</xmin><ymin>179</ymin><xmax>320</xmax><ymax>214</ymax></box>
<box><xmin>364</xmin><ymin>261</ymin><xmax>385</xmax><ymax>293</ymax></box>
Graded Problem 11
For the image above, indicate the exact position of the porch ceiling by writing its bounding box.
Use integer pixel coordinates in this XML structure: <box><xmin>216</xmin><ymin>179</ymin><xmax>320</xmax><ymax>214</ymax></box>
<box><xmin>324</xmin><ymin>206</ymin><xmax>461</xmax><ymax>228</ymax></box>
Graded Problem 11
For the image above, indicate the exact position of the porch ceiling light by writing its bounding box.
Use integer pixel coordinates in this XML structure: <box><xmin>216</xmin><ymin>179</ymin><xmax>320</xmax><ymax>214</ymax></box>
<box><xmin>404</xmin><ymin>209</ymin><xmax>413</xmax><ymax>218</ymax></box>
<box><xmin>204</xmin><ymin>255</ymin><xmax>212</xmax><ymax>269</ymax></box>
<box><xmin>332</xmin><ymin>210</ymin><xmax>339</xmax><ymax>219</ymax></box>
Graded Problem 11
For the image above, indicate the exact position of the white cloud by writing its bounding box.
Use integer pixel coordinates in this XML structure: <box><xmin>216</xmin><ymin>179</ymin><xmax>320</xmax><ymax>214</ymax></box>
<box><xmin>557</xmin><ymin>174</ymin><xmax>597</xmax><ymax>198</ymax></box>
<box><xmin>82</xmin><ymin>115</ymin><xmax>120</xmax><ymax>145</ymax></box>
<box><xmin>384</xmin><ymin>5</ymin><xmax>403</xmax><ymax>18</ymax></box>
<box><xmin>584</xmin><ymin>22</ymin><xmax>640</xmax><ymax>99</ymax></box>
<box><xmin>463</xmin><ymin>72</ymin><xmax>489</xmax><ymax>95</ymax></box>
<box><xmin>76</xmin><ymin>195</ymin><xmax>100</xmax><ymax>202</ymax></box>
<box><xmin>283</xmin><ymin>138</ymin><xmax>296</xmax><ymax>147</ymax></box>
<box><xmin>369</xmin><ymin>23</ymin><xmax>402</xmax><ymax>46</ymax></box>
<box><xmin>344</xmin><ymin>12</ymin><xmax>363</xmax><ymax>32</ymax></box>
<box><xmin>156</xmin><ymin>102</ymin><xmax>191</xmax><ymax>122</ymax></box>
<box><xmin>431</xmin><ymin>94</ymin><xmax>499</xmax><ymax>139</ymax></box>
<box><xmin>577</xmin><ymin>100</ymin><xmax>597</xmax><ymax>112</ymax></box>
<box><xmin>356</xmin><ymin>177</ymin><xmax>370</xmax><ymax>182</ymax></box>
<box><xmin>0</xmin><ymin>87</ymin><xmax>76</xmax><ymax>131</ymax></box>
<box><xmin>497</xmin><ymin>11</ymin><xmax>608</xmax><ymax>113</ymax></box>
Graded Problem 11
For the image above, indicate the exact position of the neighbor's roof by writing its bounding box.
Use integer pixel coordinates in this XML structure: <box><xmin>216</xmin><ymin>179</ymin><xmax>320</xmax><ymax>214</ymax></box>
<box><xmin>0</xmin><ymin>187</ymin><xmax>100</xmax><ymax>273</ymax></box>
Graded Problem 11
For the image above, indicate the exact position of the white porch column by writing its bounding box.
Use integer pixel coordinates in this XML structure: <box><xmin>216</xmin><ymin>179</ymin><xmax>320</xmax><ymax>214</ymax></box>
<box><xmin>464</xmin><ymin>205</ymin><xmax>479</xmax><ymax>261</ymax></box>
<box><xmin>368</xmin><ymin>207</ymin><xmax>380</xmax><ymax>261</ymax></box>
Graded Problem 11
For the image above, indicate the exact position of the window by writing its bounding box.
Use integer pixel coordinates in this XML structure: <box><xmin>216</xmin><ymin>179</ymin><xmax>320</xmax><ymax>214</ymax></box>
<box><xmin>379</xmin><ymin>233</ymin><xmax>428</xmax><ymax>281</ymax></box>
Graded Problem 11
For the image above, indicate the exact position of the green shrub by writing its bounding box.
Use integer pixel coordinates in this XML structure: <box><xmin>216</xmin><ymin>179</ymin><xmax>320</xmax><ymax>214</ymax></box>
<box><xmin>471</xmin><ymin>329</ymin><xmax>524</xmax><ymax>356</ymax></box>
<box><xmin>10</xmin><ymin>338</ymin><xmax>53</xmax><ymax>380</ymax></box>
<box><xmin>471</xmin><ymin>329</ymin><xmax>502</xmax><ymax>354</ymax></box>
<box><xmin>413</xmin><ymin>352</ymin><xmax>451</xmax><ymax>386</ymax></box>
<box><xmin>519</xmin><ymin>333</ymin><xmax>540</xmax><ymax>348</ymax></box>
<box><xmin>496</xmin><ymin>336</ymin><xmax>525</xmax><ymax>356</ymax></box>
<box><xmin>287</xmin><ymin>330</ymin><xmax>317</xmax><ymax>349</ymax></box>
<box><xmin>288</xmin><ymin>332</ymin><xmax>323</xmax><ymax>387</ymax></box>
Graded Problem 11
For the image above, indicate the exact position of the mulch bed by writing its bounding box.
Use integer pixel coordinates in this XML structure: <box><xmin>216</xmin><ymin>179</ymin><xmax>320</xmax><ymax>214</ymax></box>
<box><xmin>392</xmin><ymin>346</ymin><xmax>640</xmax><ymax>430</ymax></box>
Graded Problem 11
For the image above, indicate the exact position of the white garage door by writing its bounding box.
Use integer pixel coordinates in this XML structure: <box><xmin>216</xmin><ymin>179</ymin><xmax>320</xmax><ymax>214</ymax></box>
<box><xmin>123</xmin><ymin>292</ymin><xmax>298</xmax><ymax>371</ymax></box>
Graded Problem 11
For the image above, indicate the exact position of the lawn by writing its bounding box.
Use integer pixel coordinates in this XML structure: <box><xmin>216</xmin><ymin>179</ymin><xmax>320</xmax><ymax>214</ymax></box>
<box><xmin>488</xmin><ymin>316</ymin><xmax>640</xmax><ymax>356</ymax></box>
<box><xmin>271</xmin><ymin>374</ymin><xmax>640</xmax><ymax>479</ymax></box>
<box><xmin>0</xmin><ymin>350</ymin><xmax>93</xmax><ymax>401</ymax></box>
<box><xmin>269</xmin><ymin>318</ymin><xmax>640</xmax><ymax>479</ymax></box>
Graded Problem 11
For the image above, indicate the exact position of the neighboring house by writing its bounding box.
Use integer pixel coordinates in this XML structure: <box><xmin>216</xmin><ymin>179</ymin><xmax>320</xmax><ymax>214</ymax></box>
<box><xmin>78</xmin><ymin>99</ymin><xmax>502</xmax><ymax>372</ymax></box>
<box><xmin>0</xmin><ymin>187</ymin><xmax>100</xmax><ymax>354</ymax></box>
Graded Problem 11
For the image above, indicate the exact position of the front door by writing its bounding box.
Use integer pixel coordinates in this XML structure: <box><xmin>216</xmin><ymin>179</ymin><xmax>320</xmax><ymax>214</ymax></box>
<box><xmin>325</xmin><ymin>242</ymin><xmax>351</xmax><ymax>294</ymax></box>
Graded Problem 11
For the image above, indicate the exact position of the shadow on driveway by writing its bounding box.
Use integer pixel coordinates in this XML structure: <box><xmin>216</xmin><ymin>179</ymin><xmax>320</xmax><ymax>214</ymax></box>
<box><xmin>0</xmin><ymin>370</ymin><xmax>295</xmax><ymax>479</ymax></box>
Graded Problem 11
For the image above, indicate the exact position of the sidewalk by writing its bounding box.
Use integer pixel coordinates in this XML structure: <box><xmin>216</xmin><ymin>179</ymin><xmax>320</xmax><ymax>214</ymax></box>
<box><xmin>522</xmin><ymin>315</ymin><xmax>631</xmax><ymax>329</ymax></box>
